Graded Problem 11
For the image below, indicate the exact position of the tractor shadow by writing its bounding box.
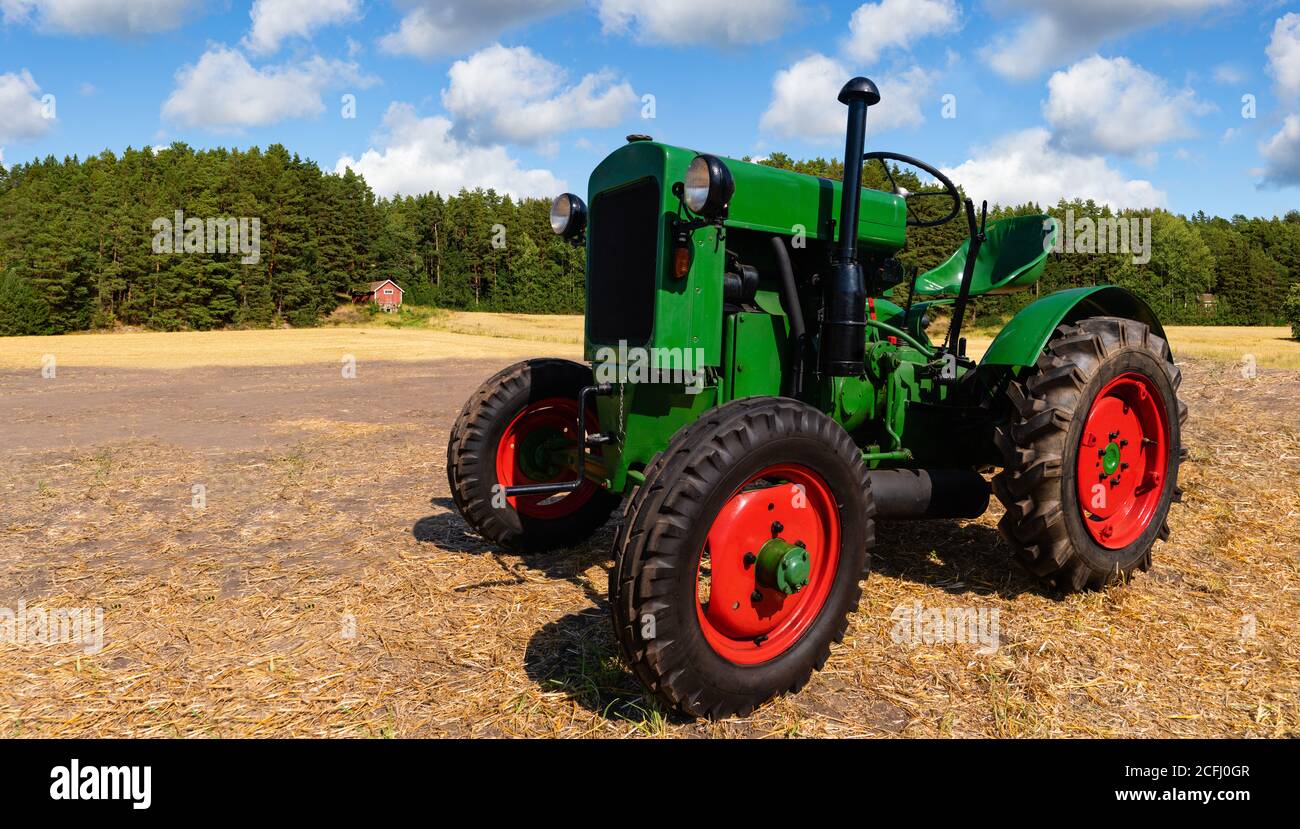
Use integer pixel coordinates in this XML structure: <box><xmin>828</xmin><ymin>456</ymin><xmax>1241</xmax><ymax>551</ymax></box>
<box><xmin>412</xmin><ymin>500</ymin><xmax>682</xmax><ymax>726</ymax></box>
<box><xmin>412</xmin><ymin>496</ymin><xmax>620</xmax><ymax>585</ymax></box>
<box><xmin>415</xmin><ymin>499</ymin><xmax>1051</xmax><ymax>723</ymax></box>
<box><xmin>870</xmin><ymin>519</ymin><xmax>1052</xmax><ymax>599</ymax></box>
<box><xmin>522</xmin><ymin>604</ymin><xmax>692</xmax><ymax>729</ymax></box>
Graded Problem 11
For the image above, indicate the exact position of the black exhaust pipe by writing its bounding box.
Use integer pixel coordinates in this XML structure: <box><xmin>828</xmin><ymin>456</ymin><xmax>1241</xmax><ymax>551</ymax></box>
<box><xmin>820</xmin><ymin>76</ymin><xmax>881</xmax><ymax>377</ymax></box>
<box><xmin>868</xmin><ymin>469</ymin><xmax>991</xmax><ymax>520</ymax></box>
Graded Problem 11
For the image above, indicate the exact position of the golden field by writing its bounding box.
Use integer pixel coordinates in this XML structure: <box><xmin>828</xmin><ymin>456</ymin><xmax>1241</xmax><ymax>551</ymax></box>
<box><xmin>0</xmin><ymin>313</ymin><xmax>1293</xmax><ymax>370</ymax></box>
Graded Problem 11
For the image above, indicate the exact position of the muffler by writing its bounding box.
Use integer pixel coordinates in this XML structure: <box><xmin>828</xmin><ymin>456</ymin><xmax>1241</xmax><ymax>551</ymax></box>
<box><xmin>868</xmin><ymin>468</ymin><xmax>990</xmax><ymax>520</ymax></box>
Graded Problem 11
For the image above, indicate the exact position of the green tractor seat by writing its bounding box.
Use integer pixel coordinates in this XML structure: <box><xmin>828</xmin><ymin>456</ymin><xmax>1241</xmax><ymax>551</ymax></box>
<box><xmin>913</xmin><ymin>215</ymin><xmax>1058</xmax><ymax>297</ymax></box>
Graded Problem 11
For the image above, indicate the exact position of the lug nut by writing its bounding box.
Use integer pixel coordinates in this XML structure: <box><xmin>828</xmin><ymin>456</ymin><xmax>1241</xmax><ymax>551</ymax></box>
<box><xmin>743</xmin><ymin>552</ymin><xmax>756</xmax><ymax>567</ymax></box>
<box><xmin>771</xmin><ymin>521</ymin><xmax>783</xmax><ymax>535</ymax></box>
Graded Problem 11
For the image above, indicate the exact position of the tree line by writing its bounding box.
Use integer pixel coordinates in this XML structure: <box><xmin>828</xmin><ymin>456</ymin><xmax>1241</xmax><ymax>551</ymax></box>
<box><xmin>0</xmin><ymin>143</ymin><xmax>584</xmax><ymax>335</ymax></box>
<box><xmin>0</xmin><ymin>144</ymin><xmax>1297</xmax><ymax>336</ymax></box>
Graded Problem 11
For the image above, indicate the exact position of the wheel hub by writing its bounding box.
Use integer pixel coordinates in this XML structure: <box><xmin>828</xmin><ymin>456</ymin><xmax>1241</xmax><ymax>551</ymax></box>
<box><xmin>516</xmin><ymin>427</ymin><xmax>570</xmax><ymax>482</ymax></box>
<box><xmin>756</xmin><ymin>537</ymin><xmax>811</xmax><ymax>595</ymax></box>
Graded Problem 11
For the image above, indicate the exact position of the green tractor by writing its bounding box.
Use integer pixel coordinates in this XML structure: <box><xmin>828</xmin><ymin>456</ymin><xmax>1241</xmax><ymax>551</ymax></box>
<box><xmin>447</xmin><ymin>77</ymin><xmax>1187</xmax><ymax>718</ymax></box>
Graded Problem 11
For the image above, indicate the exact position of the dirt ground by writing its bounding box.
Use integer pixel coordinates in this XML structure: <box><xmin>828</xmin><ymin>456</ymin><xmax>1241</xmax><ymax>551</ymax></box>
<box><xmin>0</xmin><ymin>354</ymin><xmax>1296</xmax><ymax>737</ymax></box>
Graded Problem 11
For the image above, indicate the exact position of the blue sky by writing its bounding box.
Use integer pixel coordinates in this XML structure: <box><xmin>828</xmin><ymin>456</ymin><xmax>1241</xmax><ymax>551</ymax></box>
<box><xmin>0</xmin><ymin>0</ymin><xmax>1297</xmax><ymax>217</ymax></box>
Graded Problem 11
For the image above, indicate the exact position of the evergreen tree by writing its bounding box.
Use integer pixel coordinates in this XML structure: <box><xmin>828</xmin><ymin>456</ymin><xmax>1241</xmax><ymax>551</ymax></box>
<box><xmin>0</xmin><ymin>271</ymin><xmax>53</xmax><ymax>335</ymax></box>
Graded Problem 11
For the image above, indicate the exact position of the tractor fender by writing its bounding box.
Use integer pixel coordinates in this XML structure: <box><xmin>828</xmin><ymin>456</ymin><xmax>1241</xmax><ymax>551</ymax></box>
<box><xmin>980</xmin><ymin>285</ymin><xmax>1168</xmax><ymax>368</ymax></box>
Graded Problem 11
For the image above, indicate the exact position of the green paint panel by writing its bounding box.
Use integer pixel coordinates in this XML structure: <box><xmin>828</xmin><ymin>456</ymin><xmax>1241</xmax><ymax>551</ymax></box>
<box><xmin>594</xmin><ymin>382</ymin><xmax>719</xmax><ymax>492</ymax></box>
<box><xmin>724</xmin><ymin>311</ymin><xmax>788</xmax><ymax>401</ymax></box>
<box><xmin>720</xmin><ymin>155</ymin><xmax>907</xmax><ymax>251</ymax></box>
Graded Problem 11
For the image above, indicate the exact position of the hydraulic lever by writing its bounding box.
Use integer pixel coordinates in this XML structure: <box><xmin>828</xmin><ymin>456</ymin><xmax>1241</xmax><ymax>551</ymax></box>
<box><xmin>936</xmin><ymin>198</ymin><xmax>986</xmax><ymax>378</ymax></box>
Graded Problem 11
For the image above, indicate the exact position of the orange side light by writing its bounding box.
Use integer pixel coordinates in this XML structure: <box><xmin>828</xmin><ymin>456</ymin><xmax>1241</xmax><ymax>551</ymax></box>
<box><xmin>673</xmin><ymin>244</ymin><xmax>691</xmax><ymax>278</ymax></box>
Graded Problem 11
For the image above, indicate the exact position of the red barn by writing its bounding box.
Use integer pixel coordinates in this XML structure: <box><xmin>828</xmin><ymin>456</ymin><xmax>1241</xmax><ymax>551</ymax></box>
<box><xmin>353</xmin><ymin>279</ymin><xmax>404</xmax><ymax>311</ymax></box>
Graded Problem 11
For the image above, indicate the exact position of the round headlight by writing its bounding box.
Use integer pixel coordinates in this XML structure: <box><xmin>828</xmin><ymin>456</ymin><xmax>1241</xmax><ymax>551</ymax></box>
<box><xmin>684</xmin><ymin>154</ymin><xmax>735</xmax><ymax>217</ymax></box>
<box><xmin>549</xmin><ymin>193</ymin><xmax>587</xmax><ymax>238</ymax></box>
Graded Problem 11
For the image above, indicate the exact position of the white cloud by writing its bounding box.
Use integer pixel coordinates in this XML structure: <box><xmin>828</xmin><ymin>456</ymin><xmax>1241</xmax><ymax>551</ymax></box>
<box><xmin>760</xmin><ymin>53</ymin><xmax>934</xmax><ymax>140</ymax></box>
<box><xmin>441</xmin><ymin>44</ymin><xmax>637</xmax><ymax>146</ymax></box>
<box><xmin>378</xmin><ymin>0</ymin><xmax>575</xmax><ymax>59</ymax></box>
<box><xmin>243</xmin><ymin>0</ymin><xmax>361</xmax><ymax>55</ymax></box>
<box><xmin>942</xmin><ymin>128</ymin><xmax>1167</xmax><ymax>209</ymax></box>
<box><xmin>0</xmin><ymin>69</ymin><xmax>53</xmax><ymax>143</ymax></box>
<box><xmin>162</xmin><ymin>45</ymin><xmax>373</xmax><ymax>130</ymax></box>
<box><xmin>335</xmin><ymin>102</ymin><xmax>564</xmax><ymax>199</ymax></box>
<box><xmin>1259</xmin><ymin>114</ymin><xmax>1300</xmax><ymax>187</ymax></box>
<box><xmin>982</xmin><ymin>0</ymin><xmax>1229</xmax><ymax>80</ymax></box>
<box><xmin>843</xmin><ymin>0</ymin><xmax>959</xmax><ymax>64</ymax></box>
<box><xmin>1212</xmin><ymin>63</ymin><xmax>1244</xmax><ymax>85</ymax></box>
<box><xmin>1044</xmin><ymin>55</ymin><xmax>1209</xmax><ymax>156</ymax></box>
<box><xmin>0</xmin><ymin>0</ymin><xmax>200</xmax><ymax>35</ymax></box>
<box><xmin>595</xmin><ymin>0</ymin><xmax>797</xmax><ymax>46</ymax></box>
<box><xmin>1266</xmin><ymin>12</ymin><xmax>1300</xmax><ymax>100</ymax></box>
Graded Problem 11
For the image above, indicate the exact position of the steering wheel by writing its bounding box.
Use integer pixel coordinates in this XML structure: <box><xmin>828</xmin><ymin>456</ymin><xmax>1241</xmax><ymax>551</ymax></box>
<box><xmin>862</xmin><ymin>151</ymin><xmax>961</xmax><ymax>228</ymax></box>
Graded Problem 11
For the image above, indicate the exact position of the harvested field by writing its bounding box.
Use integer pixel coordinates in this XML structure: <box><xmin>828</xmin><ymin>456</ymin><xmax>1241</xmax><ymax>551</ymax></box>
<box><xmin>3</xmin><ymin>319</ymin><xmax>1292</xmax><ymax>372</ymax></box>
<box><xmin>0</xmin><ymin>313</ymin><xmax>581</xmax><ymax>370</ymax></box>
<box><xmin>0</xmin><ymin>324</ymin><xmax>1296</xmax><ymax>737</ymax></box>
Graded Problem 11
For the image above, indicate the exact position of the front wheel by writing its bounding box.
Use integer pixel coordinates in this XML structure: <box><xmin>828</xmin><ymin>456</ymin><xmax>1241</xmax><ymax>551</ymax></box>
<box><xmin>993</xmin><ymin>317</ymin><xmax>1187</xmax><ymax>591</ymax></box>
<box><xmin>610</xmin><ymin>397</ymin><xmax>875</xmax><ymax>719</ymax></box>
<box><xmin>446</xmin><ymin>359</ymin><xmax>620</xmax><ymax>553</ymax></box>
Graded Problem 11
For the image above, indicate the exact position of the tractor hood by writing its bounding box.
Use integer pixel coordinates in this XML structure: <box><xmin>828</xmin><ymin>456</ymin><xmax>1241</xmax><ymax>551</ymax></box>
<box><xmin>587</xmin><ymin>140</ymin><xmax>907</xmax><ymax>252</ymax></box>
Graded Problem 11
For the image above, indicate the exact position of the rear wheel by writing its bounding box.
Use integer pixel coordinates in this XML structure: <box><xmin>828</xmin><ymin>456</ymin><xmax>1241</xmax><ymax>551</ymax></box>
<box><xmin>993</xmin><ymin>317</ymin><xmax>1187</xmax><ymax>591</ymax></box>
<box><xmin>610</xmin><ymin>397</ymin><xmax>874</xmax><ymax>718</ymax></box>
<box><xmin>447</xmin><ymin>359</ymin><xmax>620</xmax><ymax>553</ymax></box>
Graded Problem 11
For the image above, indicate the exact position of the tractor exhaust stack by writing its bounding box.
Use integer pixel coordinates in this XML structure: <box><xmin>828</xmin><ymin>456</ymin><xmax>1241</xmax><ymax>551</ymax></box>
<box><xmin>820</xmin><ymin>76</ymin><xmax>881</xmax><ymax>378</ymax></box>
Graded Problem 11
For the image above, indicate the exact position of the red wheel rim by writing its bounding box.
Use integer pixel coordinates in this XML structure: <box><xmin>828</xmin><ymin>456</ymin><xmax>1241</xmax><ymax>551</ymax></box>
<box><xmin>1074</xmin><ymin>372</ymin><xmax>1169</xmax><ymax>549</ymax></box>
<box><xmin>695</xmin><ymin>464</ymin><xmax>841</xmax><ymax>665</ymax></box>
<box><xmin>495</xmin><ymin>397</ymin><xmax>599</xmax><ymax>519</ymax></box>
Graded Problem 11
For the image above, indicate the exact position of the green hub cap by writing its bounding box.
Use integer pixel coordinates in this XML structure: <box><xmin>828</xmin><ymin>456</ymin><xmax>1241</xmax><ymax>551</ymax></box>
<box><xmin>1101</xmin><ymin>441</ymin><xmax>1121</xmax><ymax>476</ymax></box>
<box><xmin>756</xmin><ymin>537</ymin><xmax>811</xmax><ymax>595</ymax></box>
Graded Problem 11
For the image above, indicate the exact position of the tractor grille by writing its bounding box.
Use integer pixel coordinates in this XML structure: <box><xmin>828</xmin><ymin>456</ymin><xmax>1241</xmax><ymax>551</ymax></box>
<box><xmin>587</xmin><ymin>178</ymin><xmax>660</xmax><ymax>346</ymax></box>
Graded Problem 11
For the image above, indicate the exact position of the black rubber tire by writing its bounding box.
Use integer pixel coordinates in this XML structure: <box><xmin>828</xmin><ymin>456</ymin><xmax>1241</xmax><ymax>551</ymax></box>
<box><xmin>610</xmin><ymin>397</ymin><xmax>875</xmax><ymax>719</ymax></box>
<box><xmin>992</xmin><ymin>317</ymin><xmax>1188</xmax><ymax>592</ymax></box>
<box><xmin>446</xmin><ymin>358</ymin><xmax>620</xmax><ymax>553</ymax></box>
